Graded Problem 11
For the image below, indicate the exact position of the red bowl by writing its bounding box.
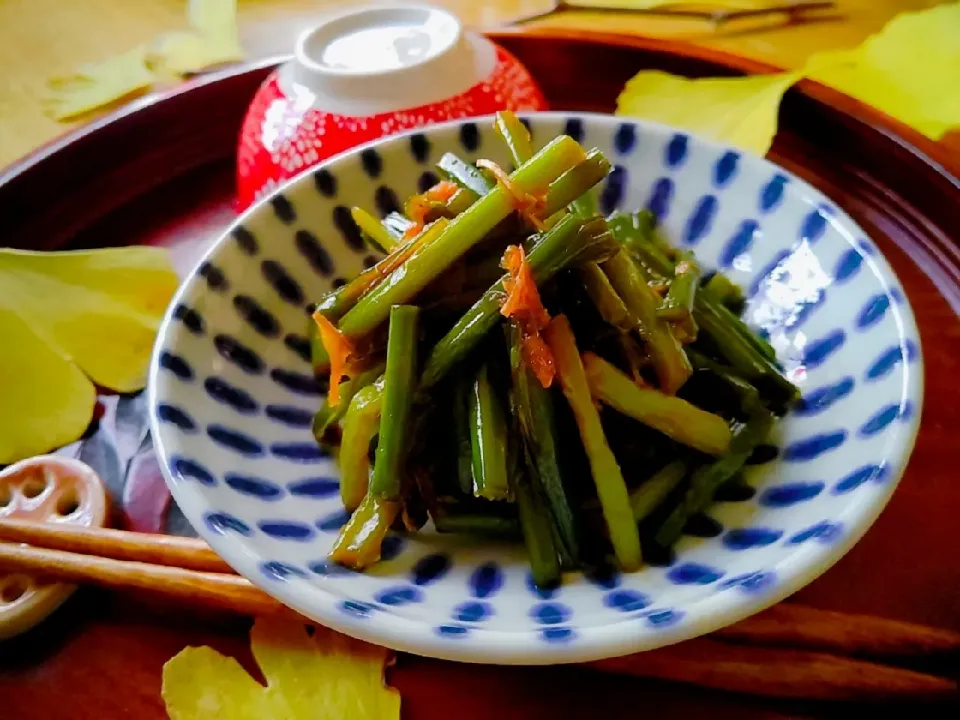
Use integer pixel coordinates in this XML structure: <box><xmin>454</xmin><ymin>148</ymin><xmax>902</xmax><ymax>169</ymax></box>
<box><xmin>236</xmin><ymin>6</ymin><xmax>547</xmax><ymax>211</ymax></box>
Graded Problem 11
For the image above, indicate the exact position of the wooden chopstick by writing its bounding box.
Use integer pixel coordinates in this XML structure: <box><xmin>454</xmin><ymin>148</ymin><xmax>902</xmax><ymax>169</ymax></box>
<box><xmin>716</xmin><ymin>603</ymin><xmax>960</xmax><ymax>663</ymax></box>
<box><xmin>0</xmin><ymin>518</ymin><xmax>231</xmax><ymax>573</ymax></box>
<box><xmin>0</xmin><ymin>541</ymin><xmax>283</xmax><ymax>617</ymax></box>
<box><xmin>0</xmin><ymin>519</ymin><xmax>956</xmax><ymax>702</ymax></box>
<box><xmin>592</xmin><ymin>638</ymin><xmax>957</xmax><ymax>702</ymax></box>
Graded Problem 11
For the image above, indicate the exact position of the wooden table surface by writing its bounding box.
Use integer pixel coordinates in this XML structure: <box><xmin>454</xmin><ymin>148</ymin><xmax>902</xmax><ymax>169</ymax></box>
<box><xmin>1</xmin><ymin>2</ymin><xmax>958</xmax><ymax>719</ymax></box>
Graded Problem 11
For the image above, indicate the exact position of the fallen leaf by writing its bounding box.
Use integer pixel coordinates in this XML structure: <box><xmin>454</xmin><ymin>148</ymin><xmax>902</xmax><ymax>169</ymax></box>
<box><xmin>162</xmin><ymin>616</ymin><xmax>400</xmax><ymax>720</ymax></box>
<box><xmin>804</xmin><ymin>3</ymin><xmax>960</xmax><ymax>140</ymax></box>
<box><xmin>0</xmin><ymin>247</ymin><xmax>178</xmax><ymax>464</ymax></box>
<box><xmin>0</xmin><ymin>311</ymin><xmax>95</xmax><ymax>467</ymax></box>
<box><xmin>42</xmin><ymin>45</ymin><xmax>155</xmax><ymax>121</ymax></box>
<box><xmin>565</xmin><ymin>0</ymin><xmax>787</xmax><ymax>8</ymax></box>
<box><xmin>186</xmin><ymin>0</ymin><xmax>239</xmax><ymax>38</ymax></box>
<box><xmin>45</xmin><ymin>0</ymin><xmax>243</xmax><ymax>120</ymax></box>
<box><xmin>616</xmin><ymin>70</ymin><xmax>801</xmax><ymax>156</ymax></box>
<box><xmin>150</xmin><ymin>0</ymin><xmax>243</xmax><ymax>75</ymax></box>
<box><xmin>149</xmin><ymin>30</ymin><xmax>244</xmax><ymax>75</ymax></box>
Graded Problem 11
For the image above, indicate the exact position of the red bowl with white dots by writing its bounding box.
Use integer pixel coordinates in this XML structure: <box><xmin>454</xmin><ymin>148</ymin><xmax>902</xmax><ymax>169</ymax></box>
<box><xmin>236</xmin><ymin>4</ymin><xmax>548</xmax><ymax>211</ymax></box>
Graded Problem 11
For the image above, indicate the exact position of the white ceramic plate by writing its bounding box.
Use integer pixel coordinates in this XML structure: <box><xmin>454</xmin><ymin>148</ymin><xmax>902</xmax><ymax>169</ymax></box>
<box><xmin>148</xmin><ymin>113</ymin><xmax>922</xmax><ymax>664</ymax></box>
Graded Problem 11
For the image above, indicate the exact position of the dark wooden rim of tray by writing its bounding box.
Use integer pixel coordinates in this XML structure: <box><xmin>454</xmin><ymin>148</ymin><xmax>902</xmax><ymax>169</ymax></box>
<box><xmin>0</xmin><ymin>28</ymin><xmax>957</xmax><ymax>643</ymax></box>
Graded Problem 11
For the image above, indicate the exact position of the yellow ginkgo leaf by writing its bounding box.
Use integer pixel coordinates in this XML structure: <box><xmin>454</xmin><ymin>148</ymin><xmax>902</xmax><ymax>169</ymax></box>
<box><xmin>0</xmin><ymin>247</ymin><xmax>178</xmax><ymax>464</ymax></box>
<box><xmin>162</xmin><ymin>616</ymin><xmax>401</xmax><ymax>720</ymax></box>
<box><xmin>186</xmin><ymin>0</ymin><xmax>239</xmax><ymax>39</ymax></box>
<box><xmin>42</xmin><ymin>45</ymin><xmax>156</xmax><ymax>121</ymax></box>
<box><xmin>804</xmin><ymin>3</ymin><xmax>960</xmax><ymax>140</ymax></box>
<box><xmin>0</xmin><ymin>309</ymin><xmax>96</xmax><ymax>466</ymax></box>
<box><xmin>150</xmin><ymin>30</ymin><xmax>244</xmax><ymax>76</ymax></box>
<box><xmin>616</xmin><ymin>70</ymin><xmax>801</xmax><ymax>156</ymax></box>
<box><xmin>150</xmin><ymin>0</ymin><xmax>243</xmax><ymax>76</ymax></box>
<box><xmin>565</xmin><ymin>0</ymin><xmax>791</xmax><ymax>9</ymax></box>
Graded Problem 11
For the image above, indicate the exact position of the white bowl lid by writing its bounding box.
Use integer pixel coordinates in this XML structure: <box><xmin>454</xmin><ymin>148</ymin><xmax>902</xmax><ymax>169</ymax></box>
<box><xmin>283</xmin><ymin>4</ymin><xmax>495</xmax><ymax>117</ymax></box>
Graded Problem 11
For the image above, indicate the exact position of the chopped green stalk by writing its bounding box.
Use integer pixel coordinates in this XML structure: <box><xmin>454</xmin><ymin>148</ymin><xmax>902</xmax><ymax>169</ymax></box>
<box><xmin>670</xmin><ymin>314</ymin><xmax>698</xmax><ymax>347</ymax></box>
<box><xmin>338</xmin><ymin>379</ymin><xmax>384</xmax><ymax>511</ymax></box>
<box><xmin>404</xmin><ymin>196</ymin><xmax>447</xmax><ymax>225</ymax></box>
<box><xmin>570</xmin><ymin>191</ymin><xmax>598</xmax><ymax>220</ymax></box>
<box><xmin>434</xmin><ymin>514</ymin><xmax>520</xmax><ymax>539</ymax></box>
<box><xmin>609</xmin><ymin>216</ymin><xmax>792</xmax><ymax>403</ymax></box>
<box><xmin>693</xmin><ymin>297</ymin><xmax>798</xmax><ymax>407</ymax></box>
<box><xmin>494</xmin><ymin>110</ymin><xmax>534</xmax><ymax>167</ymax></box>
<box><xmin>493</xmin><ymin>115</ymin><xmax>604</xmax><ymax>226</ymax></box>
<box><xmin>704</xmin><ymin>293</ymin><xmax>778</xmax><ymax>363</ymax></box>
<box><xmin>351</xmin><ymin>206</ymin><xmax>399</xmax><ymax>253</ymax></box>
<box><xmin>552</xmin><ymin>527</ymin><xmax>576</xmax><ymax>570</ymax></box>
<box><xmin>654</xmin><ymin>407</ymin><xmax>774</xmax><ymax>549</ymax></box>
<box><xmin>544</xmin><ymin>315</ymin><xmax>642</xmax><ymax>571</ymax></box>
<box><xmin>312</xmin><ymin>363</ymin><xmax>385</xmax><ymax>445</ymax></box>
<box><xmin>383</xmin><ymin>211</ymin><xmax>416</xmax><ymax>239</ymax></box>
<box><xmin>370</xmin><ymin>305</ymin><xmax>420</xmax><ymax>501</ymax></box>
<box><xmin>340</xmin><ymin>137</ymin><xmax>587</xmax><ymax>338</ymax></box>
<box><xmin>601</xmin><ymin>251</ymin><xmax>691</xmax><ymax>394</ymax></box>
<box><xmin>469</xmin><ymin>364</ymin><xmax>512</xmax><ymax>501</ymax></box>
<box><xmin>619</xmin><ymin>208</ymin><xmax>673</xmax><ymax>255</ymax></box>
<box><xmin>687</xmin><ymin>349</ymin><xmax>761</xmax><ymax>413</ymax></box>
<box><xmin>608</xmin><ymin>211</ymin><xmax>673</xmax><ymax>279</ymax></box>
<box><xmin>436</xmin><ymin>152</ymin><xmax>496</xmax><ymax>196</ymax></box>
<box><xmin>618</xmin><ymin>332</ymin><xmax>649</xmax><ymax>383</ymax></box>
<box><xmin>453</xmin><ymin>376</ymin><xmax>475</xmax><ymax>496</ymax></box>
<box><xmin>579</xmin><ymin>262</ymin><xmax>634</xmax><ymax>331</ymax></box>
<box><xmin>635</xmin><ymin>208</ymin><xmax>658</xmax><ymax>235</ymax></box>
<box><xmin>515</xmin><ymin>471</ymin><xmax>562</xmax><ymax>588</ymax></box>
<box><xmin>631</xmin><ymin>461</ymin><xmax>687</xmax><ymax>522</ymax></box>
<box><xmin>314</xmin><ymin>219</ymin><xmax>447</xmax><ymax>323</ymax></box>
<box><xmin>658</xmin><ymin>252</ymin><xmax>701</xmax><ymax>322</ymax></box>
<box><xmin>419</xmin><ymin>215</ymin><xmax>618</xmax><ymax>389</ymax></box>
<box><xmin>704</xmin><ymin>272</ymin><xmax>746</xmax><ymax>315</ymax></box>
<box><xmin>583</xmin><ymin>352</ymin><xmax>731</xmax><ymax>456</ymax></box>
<box><xmin>330</xmin><ymin>493</ymin><xmax>400</xmax><ymax>569</ymax></box>
<box><xmin>445</xmin><ymin>187</ymin><xmax>477</xmax><ymax>216</ymax></box>
<box><xmin>506</xmin><ymin>380</ymin><xmax>563</xmax><ymax>586</ymax></box>
<box><xmin>399</xmin><ymin>484</ymin><xmax>428</xmax><ymax>532</ymax></box>
<box><xmin>507</xmin><ymin>322</ymin><xmax>580</xmax><ymax>561</ymax></box>
<box><xmin>541</xmin><ymin>150</ymin><xmax>612</xmax><ymax>218</ymax></box>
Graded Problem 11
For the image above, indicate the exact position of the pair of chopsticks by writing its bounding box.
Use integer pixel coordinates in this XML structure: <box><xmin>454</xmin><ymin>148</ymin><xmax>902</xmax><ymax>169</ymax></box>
<box><xmin>0</xmin><ymin>518</ymin><xmax>281</xmax><ymax>617</ymax></box>
<box><xmin>0</xmin><ymin>517</ymin><xmax>956</xmax><ymax>702</ymax></box>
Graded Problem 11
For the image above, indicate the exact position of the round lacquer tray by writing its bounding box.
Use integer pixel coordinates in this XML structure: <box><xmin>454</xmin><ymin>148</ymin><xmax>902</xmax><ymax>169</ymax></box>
<box><xmin>0</xmin><ymin>28</ymin><xmax>958</xmax><ymax>718</ymax></box>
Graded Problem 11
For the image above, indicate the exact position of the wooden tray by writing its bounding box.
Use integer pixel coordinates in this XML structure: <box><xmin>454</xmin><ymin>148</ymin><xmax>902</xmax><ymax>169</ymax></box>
<box><xmin>1</xmin><ymin>30</ymin><xmax>958</xmax><ymax>719</ymax></box>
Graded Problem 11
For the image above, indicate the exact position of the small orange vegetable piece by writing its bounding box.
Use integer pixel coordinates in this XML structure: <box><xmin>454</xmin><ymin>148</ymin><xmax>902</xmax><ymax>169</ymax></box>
<box><xmin>520</xmin><ymin>332</ymin><xmax>556</xmax><ymax>389</ymax></box>
<box><xmin>425</xmin><ymin>180</ymin><xmax>459</xmax><ymax>203</ymax></box>
<box><xmin>311</xmin><ymin>312</ymin><xmax>357</xmax><ymax>405</ymax></box>
<box><xmin>501</xmin><ymin>245</ymin><xmax>549</xmax><ymax>326</ymax></box>
<box><xmin>500</xmin><ymin>244</ymin><xmax>555</xmax><ymax>387</ymax></box>
<box><xmin>365</xmin><ymin>219</ymin><xmax>447</xmax><ymax>289</ymax></box>
<box><xmin>405</xmin><ymin>194</ymin><xmax>430</xmax><ymax>227</ymax></box>
<box><xmin>476</xmin><ymin>159</ymin><xmax>547</xmax><ymax>230</ymax></box>
<box><xmin>405</xmin><ymin>181</ymin><xmax>457</xmax><ymax>231</ymax></box>
<box><xmin>400</xmin><ymin>223</ymin><xmax>423</xmax><ymax>242</ymax></box>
